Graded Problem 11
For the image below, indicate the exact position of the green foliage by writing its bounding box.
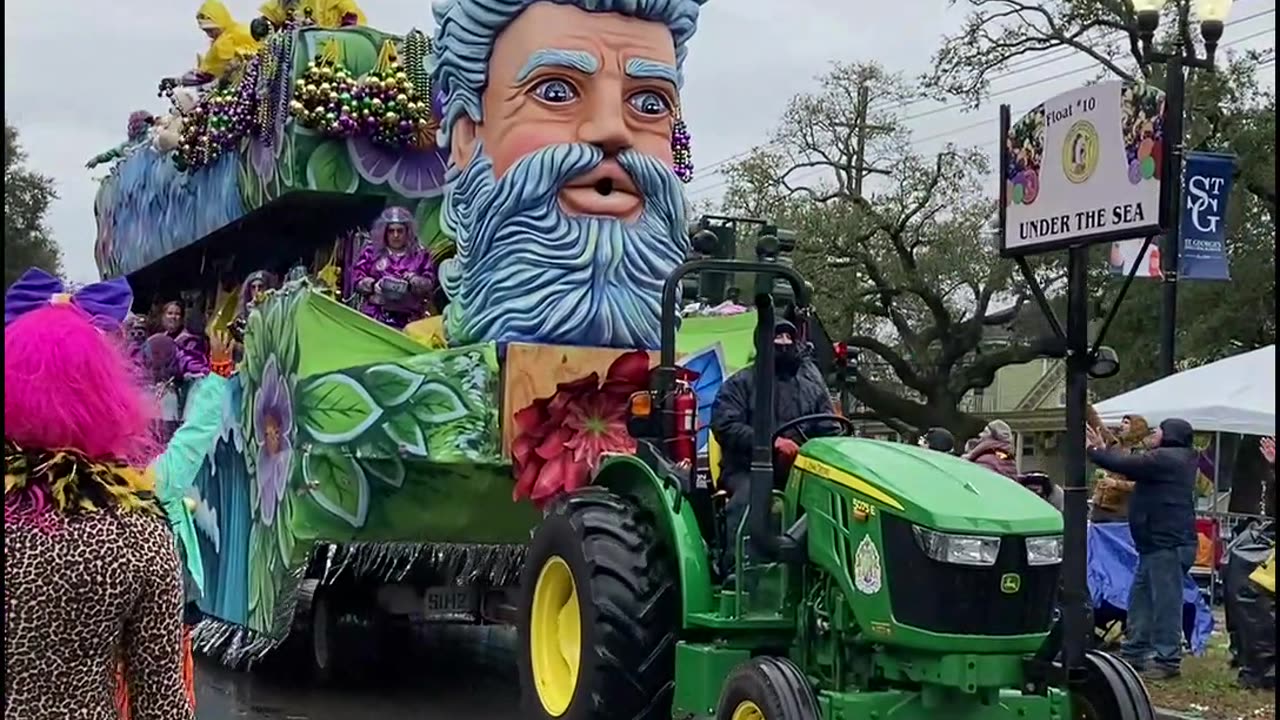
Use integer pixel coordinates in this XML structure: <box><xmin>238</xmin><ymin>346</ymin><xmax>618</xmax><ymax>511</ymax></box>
<box><xmin>4</xmin><ymin>121</ymin><xmax>62</xmax><ymax>289</ymax></box>
<box><xmin>927</xmin><ymin>2</ymin><xmax>1275</xmax><ymax>396</ymax></box>
<box><xmin>719</xmin><ymin>62</ymin><xmax>1061</xmax><ymax>438</ymax></box>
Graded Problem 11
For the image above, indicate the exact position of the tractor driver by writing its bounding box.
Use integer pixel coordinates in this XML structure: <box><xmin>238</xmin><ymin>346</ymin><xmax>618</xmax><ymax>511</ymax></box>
<box><xmin>711</xmin><ymin>319</ymin><xmax>835</xmax><ymax>577</ymax></box>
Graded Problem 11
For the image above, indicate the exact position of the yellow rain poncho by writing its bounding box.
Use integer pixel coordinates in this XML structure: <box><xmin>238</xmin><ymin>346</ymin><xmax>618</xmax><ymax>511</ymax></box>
<box><xmin>196</xmin><ymin>0</ymin><xmax>260</xmax><ymax>79</ymax></box>
<box><xmin>258</xmin><ymin>0</ymin><xmax>366</xmax><ymax>28</ymax></box>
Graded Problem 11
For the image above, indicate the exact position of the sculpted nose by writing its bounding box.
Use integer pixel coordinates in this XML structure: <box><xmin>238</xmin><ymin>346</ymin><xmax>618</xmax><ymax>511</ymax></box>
<box><xmin>578</xmin><ymin>92</ymin><xmax>633</xmax><ymax>156</ymax></box>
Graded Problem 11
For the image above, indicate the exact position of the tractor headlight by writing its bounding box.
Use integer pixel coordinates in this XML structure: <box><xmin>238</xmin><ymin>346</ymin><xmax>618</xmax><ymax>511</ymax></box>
<box><xmin>1025</xmin><ymin>535</ymin><xmax>1064</xmax><ymax>566</ymax></box>
<box><xmin>913</xmin><ymin>527</ymin><xmax>1001</xmax><ymax>567</ymax></box>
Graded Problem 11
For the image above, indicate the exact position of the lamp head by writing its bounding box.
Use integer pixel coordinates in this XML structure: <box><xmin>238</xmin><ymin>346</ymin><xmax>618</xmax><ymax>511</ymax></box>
<box><xmin>1130</xmin><ymin>0</ymin><xmax>1163</xmax><ymax>39</ymax></box>
<box><xmin>691</xmin><ymin>229</ymin><xmax>719</xmax><ymax>256</ymax></box>
<box><xmin>1088</xmin><ymin>346</ymin><xmax>1122</xmax><ymax>380</ymax></box>
<box><xmin>1195</xmin><ymin>0</ymin><xmax>1232</xmax><ymax>23</ymax></box>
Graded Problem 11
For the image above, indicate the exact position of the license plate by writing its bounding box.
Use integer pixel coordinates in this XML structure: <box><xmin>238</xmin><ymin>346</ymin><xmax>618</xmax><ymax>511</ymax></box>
<box><xmin>422</xmin><ymin>586</ymin><xmax>477</xmax><ymax>620</ymax></box>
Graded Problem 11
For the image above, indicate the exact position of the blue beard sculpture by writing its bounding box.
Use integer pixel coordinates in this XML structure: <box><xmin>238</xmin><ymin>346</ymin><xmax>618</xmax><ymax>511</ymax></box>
<box><xmin>438</xmin><ymin>142</ymin><xmax>689</xmax><ymax>350</ymax></box>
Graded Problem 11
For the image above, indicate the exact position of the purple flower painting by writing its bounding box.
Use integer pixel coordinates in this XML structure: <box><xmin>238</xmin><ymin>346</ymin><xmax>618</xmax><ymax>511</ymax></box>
<box><xmin>254</xmin><ymin>355</ymin><xmax>294</xmax><ymax>526</ymax></box>
<box><xmin>347</xmin><ymin>136</ymin><xmax>448</xmax><ymax>199</ymax></box>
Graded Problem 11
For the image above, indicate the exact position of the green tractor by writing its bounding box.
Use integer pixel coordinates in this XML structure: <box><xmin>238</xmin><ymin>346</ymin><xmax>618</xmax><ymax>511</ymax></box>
<box><xmin>516</xmin><ymin>259</ymin><xmax>1156</xmax><ymax>720</ymax></box>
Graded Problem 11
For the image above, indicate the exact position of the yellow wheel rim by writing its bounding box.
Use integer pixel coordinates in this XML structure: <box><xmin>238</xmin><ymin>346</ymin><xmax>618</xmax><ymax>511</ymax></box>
<box><xmin>732</xmin><ymin>700</ymin><xmax>765</xmax><ymax>720</ymax></box>
<box><xmin>530</xmin><ymin>556</ymin><xmax>582</xmax><ymax>717</ymax></box>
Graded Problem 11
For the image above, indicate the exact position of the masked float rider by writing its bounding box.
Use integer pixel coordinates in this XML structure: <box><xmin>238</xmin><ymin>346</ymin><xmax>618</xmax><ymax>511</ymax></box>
<box><xmin>351</xmin><ymin>206</ymin><xmax>437</xmax><ymax>329</ymax></box>
<box><xmin>229</xmin><ymin>270</ymin><xmax>280</xmax><ymax>348</ymax></box>
<box><xmin>160</xmin><ymin>1</ymin><xmax>259</xmax><ymax>98</ymax></box>
<box><xmin>711</xmin><ymin>319</ymin><xmax>837</xmax><ymax>576</ymax></box>
<box><xmin>86</xmin><ymin>111</ymin><xmax>157</xmax><ymax>170</ymax></box>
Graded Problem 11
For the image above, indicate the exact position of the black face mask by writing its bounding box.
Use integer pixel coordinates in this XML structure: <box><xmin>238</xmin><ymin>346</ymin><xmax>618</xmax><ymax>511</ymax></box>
<box><xmin>775</xmin><ymin>344</ymin><xmax>800</xmax><ymax>375</ymax></box>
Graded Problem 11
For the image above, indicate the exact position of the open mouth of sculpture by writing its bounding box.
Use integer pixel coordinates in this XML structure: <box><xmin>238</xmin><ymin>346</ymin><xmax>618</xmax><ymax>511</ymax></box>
<box><xmin>560</xmin><ymin>163</ymin><xmax>643</xmax><ymax>220</ymax></box>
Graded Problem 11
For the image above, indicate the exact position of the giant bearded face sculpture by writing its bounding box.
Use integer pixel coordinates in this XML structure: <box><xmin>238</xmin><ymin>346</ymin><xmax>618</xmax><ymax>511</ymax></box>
<box><xmin>431</xmin><ymin>0</ymin><xmax>704</xmax><ymax>350</ymax></box>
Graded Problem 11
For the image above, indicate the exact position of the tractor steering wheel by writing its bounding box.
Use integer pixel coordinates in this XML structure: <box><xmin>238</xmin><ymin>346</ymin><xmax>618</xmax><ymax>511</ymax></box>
<box><xmin>772</xmin><ymin>413</ymin><xmax>857</xmax><ymax>446</ymax></box>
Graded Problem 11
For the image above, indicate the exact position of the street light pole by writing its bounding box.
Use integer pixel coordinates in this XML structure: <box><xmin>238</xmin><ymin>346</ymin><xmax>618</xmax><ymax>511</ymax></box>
<box><xmin>1130</xmin><ymin>0</ymin><xmax>1231</xmax><ymax>376</ymax></box>
<box><xmin>1158</xmin><ymin>54</ymin><xmax>1184</xmax><ymax>377</ymax></box>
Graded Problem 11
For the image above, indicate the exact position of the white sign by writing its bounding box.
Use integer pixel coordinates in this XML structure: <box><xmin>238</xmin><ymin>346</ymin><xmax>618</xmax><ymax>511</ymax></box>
<box><xmin>1001</xmin><ymin>81</ymin><xmax>1165</xmax><ymax>255</ymax></box>
<box><xmin>853</xmin><ymin>535</ymin><xmax>883</xmax><ymax>595</ymax></box>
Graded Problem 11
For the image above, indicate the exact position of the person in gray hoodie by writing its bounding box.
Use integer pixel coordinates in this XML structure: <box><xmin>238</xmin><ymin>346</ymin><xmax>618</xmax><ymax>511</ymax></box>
<box><xmin>1087</xmin><ymin>417</ymin><xmax>1199</xmax><ymax>679</ymax></box>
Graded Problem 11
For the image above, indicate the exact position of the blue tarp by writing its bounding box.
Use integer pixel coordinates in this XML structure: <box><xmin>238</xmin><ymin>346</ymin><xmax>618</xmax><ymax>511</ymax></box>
<box><xmin>1087</xmin><ymin>522</ymin><xmax>1216</xmax><ymax>654</ymax></box>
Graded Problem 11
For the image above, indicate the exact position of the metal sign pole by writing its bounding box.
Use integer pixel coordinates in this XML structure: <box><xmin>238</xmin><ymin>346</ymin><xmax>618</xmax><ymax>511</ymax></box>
<box><xmin>1061</xmin><ymin>245</ymin><xmax>1091</xmax><ymax>670</ymax></box>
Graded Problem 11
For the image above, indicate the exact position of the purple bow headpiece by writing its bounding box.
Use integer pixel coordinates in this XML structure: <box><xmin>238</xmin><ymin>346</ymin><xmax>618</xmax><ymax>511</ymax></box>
<box><xmin>4</xmin><ymin>268</ymin><xmax>133</xmax><ymax>332</ymax></box>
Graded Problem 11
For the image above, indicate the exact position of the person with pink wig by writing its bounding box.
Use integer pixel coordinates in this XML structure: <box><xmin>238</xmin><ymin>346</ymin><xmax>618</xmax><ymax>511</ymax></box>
<box><xmin>351</xmin><ymin>205</ymin><xmax>437</xmax><ymax>328</ymax></box>
<box><xmin>4</xmin><ymin>268</ymin><xmax>194</xmax><ymax>720</ymax></box>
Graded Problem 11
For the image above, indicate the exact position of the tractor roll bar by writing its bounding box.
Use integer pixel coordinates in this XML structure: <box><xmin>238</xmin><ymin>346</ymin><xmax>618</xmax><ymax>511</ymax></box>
<box><xmin>655</xmin><ymin>259</ymin><xmax>812</xmax><ymax>563</ymax></box>
<box><xmin>658</xmin><ymin>259</ymin><xmax>812</xmax><ymax>369</ymax></box>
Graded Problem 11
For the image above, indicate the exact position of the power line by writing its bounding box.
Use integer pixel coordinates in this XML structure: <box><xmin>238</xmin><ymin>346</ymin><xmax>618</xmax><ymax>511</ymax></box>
<box><xmin>689</xmin><ymin>25</ymin><xmax>1275</xmax><ymax>200</ymax></box>
<box><xmin>684</xmin><ymin>8</ymin><xmax>1276</xmax><ymax>189</ymax></box>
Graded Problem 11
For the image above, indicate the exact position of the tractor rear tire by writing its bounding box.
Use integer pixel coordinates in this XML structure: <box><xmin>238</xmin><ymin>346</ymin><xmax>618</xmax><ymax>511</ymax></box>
<box><xmin>1071</xmin><ymin>650</ymin><xmax>1158</xmax><ymax>720</ymax></box>
<box><xmin>716</xmin><ymin>656</ymin><xmax>820</xmax><ymax>720</ymax></box>
<box><xmin>517</xmin><ymin>487</ymin><xmax>679</xmax><ymax>720</ymax></box>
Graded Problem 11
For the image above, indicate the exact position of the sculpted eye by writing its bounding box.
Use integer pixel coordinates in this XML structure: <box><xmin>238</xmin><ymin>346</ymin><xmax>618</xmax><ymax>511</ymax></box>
<box><xmin>628</xmin><ymin>90</ymin><xmax>671</xmax><ymax>116</ymax></box>
<box><xmin>531</xmin><ymin>79</ymin><xmax>578</xmax><ymax>105</ymax></box>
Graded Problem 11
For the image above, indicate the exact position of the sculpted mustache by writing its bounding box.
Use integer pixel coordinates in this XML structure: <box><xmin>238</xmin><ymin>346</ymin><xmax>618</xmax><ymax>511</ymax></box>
<box><xmin>486</xmin><ymin>143</ymin><xmax>676</xmax><ymax>196</ymax></box>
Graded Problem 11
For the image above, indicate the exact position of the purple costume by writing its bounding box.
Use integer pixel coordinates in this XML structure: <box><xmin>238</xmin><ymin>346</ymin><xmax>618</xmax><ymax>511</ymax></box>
<box><xmin>173</xmin><ymin>330</ymin><xmax>211</xmax><ymax>378</ymax></box>
<box><xmin>143</xmin><ymin>333</ymin><xmax>184</xmax><ymax>442</ymax></box>
<box><xmin>351</xmin><ymin>206</ymin><xmax>436</xmax><ymax>329</ymax></box>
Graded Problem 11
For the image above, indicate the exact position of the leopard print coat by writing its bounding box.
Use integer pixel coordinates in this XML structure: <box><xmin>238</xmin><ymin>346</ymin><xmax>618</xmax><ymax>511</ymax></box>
<box><xmin>5</xmin><ymin>453</ymin><xmax>194</xmax><ymax>720</ymax></box>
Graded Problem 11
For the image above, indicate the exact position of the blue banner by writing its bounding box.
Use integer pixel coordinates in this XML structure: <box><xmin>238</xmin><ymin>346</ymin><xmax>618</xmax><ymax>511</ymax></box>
<box><xmin>1179</xmin><ymin>151</ymin><xmax>1235</xmax><ymax>281</ymax></box>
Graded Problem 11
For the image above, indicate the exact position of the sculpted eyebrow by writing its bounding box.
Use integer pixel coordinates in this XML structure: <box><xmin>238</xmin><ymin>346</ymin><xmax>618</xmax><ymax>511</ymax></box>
<box><xmin>515</xmin><ymin>49</ymin><xmax>600</xmax><ymax>83</ymax></box>
<box><xmin>625</xmin><ymin>58</ymin><xmax>679</xmax><ymax>87</ymax></box>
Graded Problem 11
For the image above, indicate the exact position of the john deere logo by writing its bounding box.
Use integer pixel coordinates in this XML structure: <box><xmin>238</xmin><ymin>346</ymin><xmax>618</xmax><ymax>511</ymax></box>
<box><xmin>1061</xmin><ymin>120</ymin><xmax>1100</xmax><ymax>184</ymax></box>
<box><xmin>1000</xmin><ymin>573</ymin><xmax>1022</xmax><ymax>594</ymax></box>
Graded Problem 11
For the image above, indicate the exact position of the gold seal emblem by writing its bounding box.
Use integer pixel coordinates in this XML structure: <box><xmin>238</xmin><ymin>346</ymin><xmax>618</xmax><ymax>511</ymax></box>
<box><xmin>1061</xmin><ymin>120</ymin><xmax>1100</xmax><ymax>184</ymax></box>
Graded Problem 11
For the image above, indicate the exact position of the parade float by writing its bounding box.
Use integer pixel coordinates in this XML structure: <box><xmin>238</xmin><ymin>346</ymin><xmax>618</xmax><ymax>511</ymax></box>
<box><xmin>91</xmin><ymin>2</ymin><xmax>1153</xmax><ymax>718</ymax></box>
<box><xmin>90</xmin><ymin>0</ymin><xmax>738</xmax><ymax>676</ymax></box>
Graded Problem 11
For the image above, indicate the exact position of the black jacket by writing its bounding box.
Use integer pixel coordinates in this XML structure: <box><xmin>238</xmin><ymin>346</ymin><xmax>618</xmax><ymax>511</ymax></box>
<box><xmin>1087</xmin><ymin>418</ymin><xmax>1199</xmax><ymax>553</ymax></box>
<box><xmin>711</xmin><ymin>361</ymin><xmax>833</xmax><ymax>478</ymax></box>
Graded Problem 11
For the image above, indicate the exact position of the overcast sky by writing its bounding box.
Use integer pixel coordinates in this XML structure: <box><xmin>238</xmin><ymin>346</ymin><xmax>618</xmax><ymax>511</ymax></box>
<box><xmin>4</xmin><ymin>0</ymin><xmax>1274</xmax><ymax>282</ymax></box>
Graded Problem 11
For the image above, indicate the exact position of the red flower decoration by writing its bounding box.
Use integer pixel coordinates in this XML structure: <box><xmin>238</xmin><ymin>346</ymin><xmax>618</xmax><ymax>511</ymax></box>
<box><xmin>512</xmin><ymin>350</ymin><xmax>652</xmax><ymax>507</ymax></box>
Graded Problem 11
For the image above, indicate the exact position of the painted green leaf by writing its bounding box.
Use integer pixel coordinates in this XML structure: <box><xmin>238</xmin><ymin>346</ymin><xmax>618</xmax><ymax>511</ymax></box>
<box><xmin>303</xmin><ymin>448</ymin><xmax>369</xmax><ymax>528</ymax></box>
<box><xmin>416</xmin><ymin>199</ymin><xmax>451</xmax><ymax>259</ymax></box>
<box><xmin>305</xmin><ymin>140</ymin><xmax>358</xmax><ymax>193</ymax></box>
<box><xmin>248</xmin><ymin>525</ymin><xmax>278</xmax><ymax>633</ymax></box>
<box><xmin>337</xmin><ymin>32</ymin><xmax>379</xmax><ymax>78</ymax></box>
<box><xmin>354</xmin><ymin>430</ymin><xmax>399</xmax><ymax>459</ymax></box>
<box><xmin>276</xmin><ymin>490</ymin><xmax>297</xmax><ymax>564</ymax></box>
<box><xmin>363</xmin><ymin>364</ymin><xmax>425</xmax><ymax>407</ymax></box>
<box><xmin>239</xmin><ymin>153</ymin><xmax>263</xmax><ymax>210</ymax></box>
<box><xmin>278</xmin><ymin>130</ymin><xmax>296</xmax><ymax>187</ymax></box>
<box><xmin>409</xmin><ymin>381</ymin><xmax>469</xmax><ymax>425</ymax></box>
<box><xmin>359</xmin><ymin>455</ymin><xmax>405</xmax><ymax>488</ymax></box>
<box><xmin>297</xmin><ymin>373</ymin><xmax>384</xmax><ymax>444</ymax></box>
<box><xmin>385</xmin><ymin>411</ymin><xmax>429</xmax><ymax>457</ymax></box>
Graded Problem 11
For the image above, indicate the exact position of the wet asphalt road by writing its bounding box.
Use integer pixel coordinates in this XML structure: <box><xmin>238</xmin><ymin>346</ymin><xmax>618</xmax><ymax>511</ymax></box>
<box><xmin>195</xmin><ymin>626</ymin><xmax>523</xmax><ymax>719</ymax></box>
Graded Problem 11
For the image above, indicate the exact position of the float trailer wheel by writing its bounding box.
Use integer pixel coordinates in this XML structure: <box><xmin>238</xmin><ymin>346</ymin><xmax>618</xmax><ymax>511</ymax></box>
<box><xmin>271</xmin><ymin>579</ymin><xmax>341</xmax><ymax>686</ymax></box>
<box><xmin>517</xmin><ymin>488</ymin><xmax>678</xmax><ymax>719</ymax></box>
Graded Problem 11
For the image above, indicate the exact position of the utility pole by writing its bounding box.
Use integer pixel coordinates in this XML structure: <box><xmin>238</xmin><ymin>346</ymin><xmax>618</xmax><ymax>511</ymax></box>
<box><xmin>850</xmin><ymin>84</ymin><xmax>893</xmax><ymax>198</ymax></box>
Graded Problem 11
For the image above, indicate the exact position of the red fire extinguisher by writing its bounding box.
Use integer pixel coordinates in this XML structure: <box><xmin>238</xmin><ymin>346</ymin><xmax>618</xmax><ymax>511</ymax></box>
<box><xmin>669</xmin><ymin>380</ymin><xmax>698</xmax><ymax>466</ymax></box>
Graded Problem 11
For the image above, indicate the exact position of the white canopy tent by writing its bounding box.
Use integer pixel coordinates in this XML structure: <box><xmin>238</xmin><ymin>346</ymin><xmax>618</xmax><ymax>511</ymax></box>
<box><xmin>1094</xmin><ymin>345</ymin><xmax>1275</xmax><ymax>436</ymax></box>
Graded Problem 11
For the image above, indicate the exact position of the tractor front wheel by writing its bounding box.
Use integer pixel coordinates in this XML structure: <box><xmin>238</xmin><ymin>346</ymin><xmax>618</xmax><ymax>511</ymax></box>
<box><xmin>1071</xmin><ymin>650</ymin><xmax>1158</xmax><ymax>720</ymax></box>
<box><xmin>517</xmin><ymin>488</ymin><xmax>679</xmax><ymax>720</ymax></box>
<box><xmin>716</xmin><ymin>657</ymin><xmax>820</xmax><ymax>720</ymax></box>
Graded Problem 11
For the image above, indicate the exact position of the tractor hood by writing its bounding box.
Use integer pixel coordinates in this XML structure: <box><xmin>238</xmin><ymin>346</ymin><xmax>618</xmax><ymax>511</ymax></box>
<box><xmin>797</xmin><ymin>438</ymin><xmax>1063</xmax><ymax>536</ymax></box>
